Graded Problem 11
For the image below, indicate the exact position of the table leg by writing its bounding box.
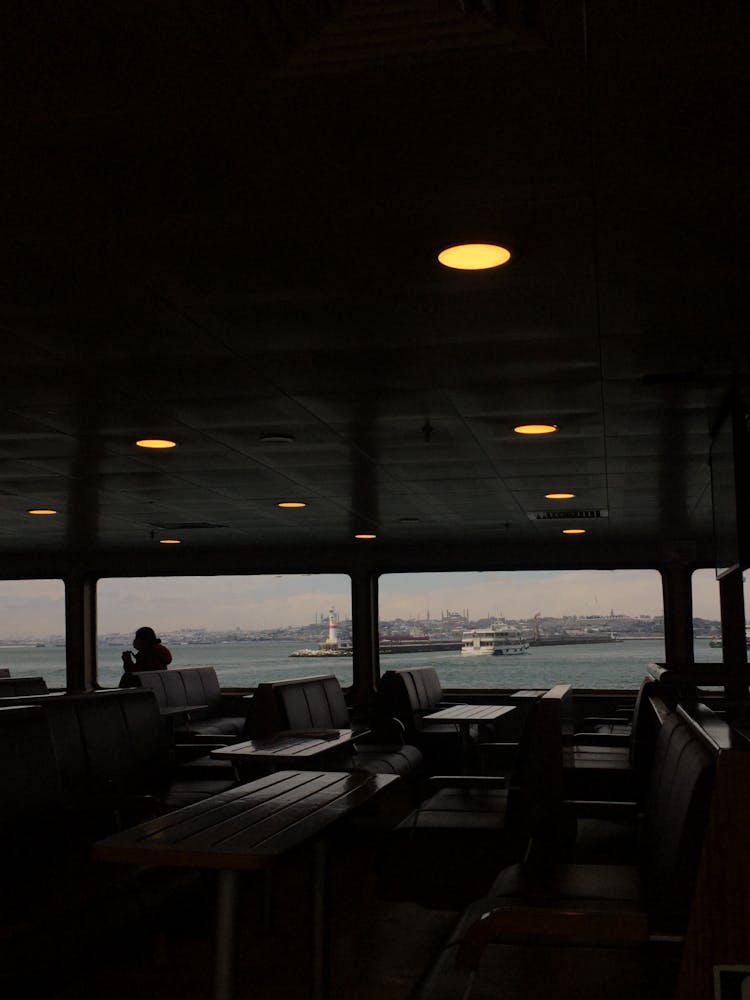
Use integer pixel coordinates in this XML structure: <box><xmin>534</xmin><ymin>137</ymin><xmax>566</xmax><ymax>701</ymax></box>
<box><xmin>311</xmin><ymin>838</ymin><xmax>329</xmax><ymax>1000</ymax></box>
<box><xmin>214</xmin><ymin>869</ymin><xmax>239</xmax><ymax>1000</ymax></box>
<box><xmin>459</xmin><ymin>721</ymin><xmax>473</xmax><ymax>774</ymax></box>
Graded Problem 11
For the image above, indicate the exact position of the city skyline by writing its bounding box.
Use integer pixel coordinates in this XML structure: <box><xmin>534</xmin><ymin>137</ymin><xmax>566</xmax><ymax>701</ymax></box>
<box><xmin>0</xmin><ymin>569</ymin><xmax>743</xmax><ymax>639</ymax></box>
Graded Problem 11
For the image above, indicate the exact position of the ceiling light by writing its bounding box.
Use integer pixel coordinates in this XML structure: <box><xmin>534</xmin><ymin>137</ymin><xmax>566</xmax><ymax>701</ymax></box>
<box><xmin>159</xmin><ymin>539</ymin><xmax>181</xmax><ymax>544</ymax></box>
<box><xmin>438</xmin><ymin>243</ymin><xmax>511</xmax><ymax>270</ymax></box>
<box><xmin>355</xmin><ymin>533</ymin><xmax>377</xmax><ymax>540</ymax></box>
<box><xmin>514</xmin><ymin>424</ymin><xmax>559</xmax><ymax>435</ymax></box>
<box><xmin>545</xmin><ymin>492</ymin><xmax>576</xmax><ymax>500</ymax></box>
<box><xmin>27</xmin><ymin>509</ymin><xmax>57</xmax><ymax>515</ymax></box>
<box><xmin>562</xmin><ymin>528</ymin><xmax>586</xmax><ymax>535</ymax></box>
<box><xmin>136</xmin><ymin>439</ymin><xmax>177</xmax><ymax>449</ymax></box>
<box><xmin>277</xmin><ymin>501</ymin><xmax>306</xmax><ymax>509</ymax></box>
<box><xmin>259</xmin><ymin>434</ymin><xmax>295</xmax><ymax>444</ymax></box>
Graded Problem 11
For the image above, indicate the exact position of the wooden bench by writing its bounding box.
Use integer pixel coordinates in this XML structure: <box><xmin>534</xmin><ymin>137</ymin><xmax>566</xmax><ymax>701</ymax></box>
<box><xmin>378</xmin><ymin>686</ymin><xmax>573</xmax><ymax>908</ymax></box>
<box><xmin>250</xmin><ymin>673</ymin><xmax>424</xmax><ymax>778</ymax></box>
<box><xmin>416</xmin><ymin>700</ymin><xmax>750</xmax><ymax>1000</ymax></box>
<box><xmin>0</xmin><ymin>689</ymin><xmax>237</xmax><ymax>820</ymax></box>
<box><xmin>121</xmin><ymin>665</ymin><xmax>249</xmax><ymax>739</ymax></box>
<box><xmin>378</xmin><ymin>666</ymin><xmax>479</xmax><ymax>770</ymax></box>
<box><xmin>0</xmin><ymin>701</ymin><xmax>207</xmax><ymax>998</ymax></box>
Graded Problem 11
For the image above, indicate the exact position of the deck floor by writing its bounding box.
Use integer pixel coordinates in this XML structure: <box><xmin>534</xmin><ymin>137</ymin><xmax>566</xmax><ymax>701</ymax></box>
<box><xmin>58</xmin><ymin>829</ymin><xmax>456</xmax><ymax>1000</ymax></box>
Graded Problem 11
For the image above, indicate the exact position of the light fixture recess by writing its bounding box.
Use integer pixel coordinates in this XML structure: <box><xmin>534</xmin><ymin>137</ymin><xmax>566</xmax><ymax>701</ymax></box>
<box><xmin>545</xmin><ymin>492</ymin><xmax>576</xmax><ymax>500</ymax></box>
<box><xmin>277</xmin><ymin>501</ymin><xmax>306</xmax><ymax>509</ymax></box>
<box><xmin>514</xmin><ymin>424</ymin><xmax>559</xmax><ymax>435</ymax></box>
<box><xmin>27</xmin><ymin>508</ymin><xmax>57</xmax><ymax>515</ymax></box>
<box><xmin>136</xmin><ymin>439</ymin><xmax>177</xmax><ymax>449</ymax></box>
<box><xmin>562</xmin><ymin>528</ymin><xmax>586</xmax><ymax>535</ymax></box>
<box><xmin>438</xmin><ymin>243</ymin><xmax>511</xmax><ymax>270</ymax></box>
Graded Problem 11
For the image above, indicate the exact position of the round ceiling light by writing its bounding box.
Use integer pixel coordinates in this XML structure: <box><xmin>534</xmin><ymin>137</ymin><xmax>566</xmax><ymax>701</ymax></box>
<box><xmin>545</xmin><ymin>492</ymin><xmax>576</xmax><ymax>500</ymax></box>
<box><xmin>437</xmin><ymin>243</ymin><xmax>511</xmax><ymax>270</ymax></box>
<box><xmin>136</xmin><ymin>439</ymin><xmax>177</xmax><ymax>449</ymax></box>
<box><xmin>562</xmin><ymin>528</ymin><xmax>586</xmax><ymax>535</ymax></box>
<box><xmin>28</xmin><ymin>508</ymin><xmax>57</xmax><ymax>515</ymax></box>
<box><xmin>159</xmin><ymin>539</ymin><xmax>181</xmax><ymax>544</ymax></box>
<box><xmin>355</xmin><ymin>533</ymin><xmax>377</xmax><ymax>540</ymax></box>
<box><xmin>514</xmin><ymin>424</ymin><xmax>559</xmax><ymax>435</ymax></box>
<box><xmin>277</xmin><ymin>501</ymin><xmax>306</xmax><ymax>509</ymax></box>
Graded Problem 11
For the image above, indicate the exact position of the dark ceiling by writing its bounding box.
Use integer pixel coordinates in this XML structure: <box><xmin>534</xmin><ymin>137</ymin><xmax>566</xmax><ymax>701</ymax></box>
<box><xmin>1</xmin><ymin>0</ymin><xmax>748</xmax><ymax>572</ymax></box>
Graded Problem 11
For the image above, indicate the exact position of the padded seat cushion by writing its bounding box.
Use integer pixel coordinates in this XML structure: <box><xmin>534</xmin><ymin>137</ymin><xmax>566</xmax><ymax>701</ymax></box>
<box><xmin>352</xmin><ymin>743</ymin><xmax>424</xmax><ymax>777</ymax></box>
<box><xmin>180</xmin><ymin>715</ymin><xmax>246</xmax><ymax>738</ymax></box>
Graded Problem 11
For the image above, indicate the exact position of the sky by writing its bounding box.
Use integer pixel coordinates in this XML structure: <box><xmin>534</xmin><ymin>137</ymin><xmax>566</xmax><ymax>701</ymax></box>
<box><xmin>0</xmin><ymin>569</ymin><xmax>742</xmax><ymax>639</ymax></box>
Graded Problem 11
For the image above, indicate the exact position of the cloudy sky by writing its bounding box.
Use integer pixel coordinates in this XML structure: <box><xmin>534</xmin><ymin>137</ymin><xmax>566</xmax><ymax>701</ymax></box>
<box><xmin>0</xmin><ymin>569</ymin><xmax>741</xmax><ymax>639</ymax></box>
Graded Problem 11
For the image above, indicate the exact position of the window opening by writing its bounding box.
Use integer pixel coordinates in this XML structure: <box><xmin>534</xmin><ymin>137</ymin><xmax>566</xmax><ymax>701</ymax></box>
<box><xmin>96</xmin><ymin>575</ymin><xmax>353</xmax><ymax>687</ymax></box>
<box><xmin>0</xmin><ymin>579</ymin><xmax>66</xmax><ymax>687</ymax></box>
<box><xmin>378</xmin><ymin>570</ymin><xmax>664</xmax><ymax>689</ymax></box>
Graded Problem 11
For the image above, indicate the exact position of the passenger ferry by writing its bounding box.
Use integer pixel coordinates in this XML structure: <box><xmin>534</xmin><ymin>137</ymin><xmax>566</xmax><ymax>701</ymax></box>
<box><xmin>461</xmin><ymin>622</ymin><xmax>529</xmax><ymax>656</ymax></box>
<box><xmin>1</xmin><ymin>3</ymin><xmax>749</xmax><ymax>1000</ymax></box>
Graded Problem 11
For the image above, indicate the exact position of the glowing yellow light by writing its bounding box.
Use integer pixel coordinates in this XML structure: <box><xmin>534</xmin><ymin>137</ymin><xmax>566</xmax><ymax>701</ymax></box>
<box><xmin>562</xmin><ymin>528</ymin><xmax>586</xmax><ymax>535</ymax></box>
<box><xmin>277</xmin><ymin>501</ymin><xmax>307</xmax><ymax>509</ymax></box>
<box><xmin>159</xmin><ymin>539</ymin><xmax>181</xmax><ymax>544</ymax></box>
<box><xmin>437</xmin><ymin>243</ymin><xmax>511</xmax><ymax>270</ymax></box>
<box><xmin>28</xmin><ymin>509</ymin><xmax>57</xmax><ymax>515</ymax></box>
<box><xmin>355</xmin><ymin>533</ymin><xmax>377</xmax><ymax>540</ymax></box>
<box><xmin>545</xmin><ymin>492</ymin><xmax>576</xmax><ymax>500</ymax></box>
<box><xmin>514</xmin><ymin>424</ymin><xmax>559</xmax><ymax>435</ymax></box>
<box><xmin>136</xmin><ymin>439</ymin><xmax>177</xmax><ymax>449</ymax></box>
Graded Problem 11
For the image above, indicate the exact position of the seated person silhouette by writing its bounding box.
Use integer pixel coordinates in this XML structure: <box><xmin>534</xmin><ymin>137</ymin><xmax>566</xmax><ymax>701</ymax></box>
<box><xmin>119</xmin><ymin>626</ymin><xmax>173</xmax><ymax>687</ymax></box>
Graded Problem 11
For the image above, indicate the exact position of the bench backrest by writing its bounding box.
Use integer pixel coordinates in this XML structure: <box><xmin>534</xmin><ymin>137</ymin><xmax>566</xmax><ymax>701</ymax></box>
<box><xmin>641</xmin><ymin>703</ymin><xmax>717</xmax><ymax>932</ymax></box>
<box><xmin>125</xmin><ymin>666</ymin><xmax>223</xmax><ymax>719</ymax></box>
<box><xmin>0</xmin><ymin>676</ymin><xmax>48</xmax><ymax>697</ymax></box>
<box><xmin>378</xmin><ymin>666</ymin><xmax>445</xmax><ymax>739</ymax></box>
<box><xmin>0</xmin><ymin>705</ymin><xmax>64</xmax><ymax>836</ymax></box>
<box><xmin>0</xmin><ymin>690</ymin><xmax>169</xmax><ymax>805</ymax></box>
<box><xmin>508</xmin><ymin>684</ymin><xmax>572</xmax><ymax>849</ymax></box>
<box><xmin>252</xmin><ymin>674</ymin><xmax>350</xmax><ymax>737</ymax></box>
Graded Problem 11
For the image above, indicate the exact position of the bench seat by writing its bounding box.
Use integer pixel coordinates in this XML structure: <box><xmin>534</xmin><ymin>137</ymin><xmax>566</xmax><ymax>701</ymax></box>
<box><xmin>251</xmin><ymin>673</ymin><xmax>424</xmax><ymax>778</ymax></box>
<box><xmin>121</xmin><ymin>665</ymin><xmax>248</xmax><ymax>739</ymax></box>
<box><xmin>0</xmin><ymin>704</ymin><xmax>205</xmax><ymax>999</ymax></box>
<box><xmin>416</xmin><ymin>704</ymin><xmax>725</xmax><ymax>1000</ymax></box>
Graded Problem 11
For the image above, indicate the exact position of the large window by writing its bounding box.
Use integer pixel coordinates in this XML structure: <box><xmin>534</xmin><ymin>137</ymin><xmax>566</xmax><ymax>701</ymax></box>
<box><xmin>0</xmin><ymin>579</ymin><xmax>66</xmax><ymax>687</ymax></box>
<box><xmin>692</xmin><ymin>567</ymin><xmax>748</xmax><ymax>661</ymax></box>
<box><xmin>378</xmin><ymin>570</ymin><xmax>664</xmax><ymax>689</ymax></box>
<box><xmin>97</xmin><ymin>575</ymin><xmax>353</xmax><ymax>687</ymax></box>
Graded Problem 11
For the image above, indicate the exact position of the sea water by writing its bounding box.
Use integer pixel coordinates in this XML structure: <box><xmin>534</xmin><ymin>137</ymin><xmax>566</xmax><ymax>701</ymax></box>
<box><xmin>1</xmin><ymin>638</ymin><xmax>726</xmax><ymax>690</ymax></box>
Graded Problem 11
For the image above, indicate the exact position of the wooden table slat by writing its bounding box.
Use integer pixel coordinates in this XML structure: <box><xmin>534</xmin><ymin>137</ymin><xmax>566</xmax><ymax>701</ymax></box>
<box><xmin>424</xmin><ymin>704</ymin><xmax>514</xmax><ymax>723</ymax></box>
<box><xmin>211</xmin><ymin>729</ymin><xmax>355</xmax><ymax>764</ymax></box>
<box><xmin>93</xmin><ymin>770</ymin><xmax>397</xmax><ymax>870</ymax></box>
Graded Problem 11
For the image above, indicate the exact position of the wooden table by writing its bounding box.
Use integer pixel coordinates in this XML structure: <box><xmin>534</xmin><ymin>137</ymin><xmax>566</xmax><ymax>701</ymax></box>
<box><xmin>423</xmin><ymin>704</ymin><xmax>516</xmax><ymax>772</ymax></box>
<box><xmin>93</xmin><ymin>769</ymin><xmax>398</xmax><ymax>1000</ymax></box>
<box><xmin>211</xmin><ymin>729</ymin><xmax>356</xmax><ymax>775</ymax></box>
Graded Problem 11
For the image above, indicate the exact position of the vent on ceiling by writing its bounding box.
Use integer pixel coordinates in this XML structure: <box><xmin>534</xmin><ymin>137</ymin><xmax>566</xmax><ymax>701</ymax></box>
<box><xmin>148</xmin><ymin>522</ymin><xmax>227</xmax><ymax>530</ymax></box>
<box><xmin>527</xmin><ymin>509</ymin><xmax>608</xmax><ymax>521</ymax></box>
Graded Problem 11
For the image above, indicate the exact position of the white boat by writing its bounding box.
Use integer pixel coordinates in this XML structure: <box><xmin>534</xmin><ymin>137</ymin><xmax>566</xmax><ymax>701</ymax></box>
<box><xmin>461</xmin><ymin>622</ymin><xmax>529</xmax><ymax>656</ymax></box>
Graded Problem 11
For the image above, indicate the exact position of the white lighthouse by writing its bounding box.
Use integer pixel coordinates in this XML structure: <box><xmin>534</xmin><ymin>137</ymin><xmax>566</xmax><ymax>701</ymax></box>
<box><xmin>321</xmin><ymin>606</ymin><xmax>338</xmax><ymax>649</ymax></box>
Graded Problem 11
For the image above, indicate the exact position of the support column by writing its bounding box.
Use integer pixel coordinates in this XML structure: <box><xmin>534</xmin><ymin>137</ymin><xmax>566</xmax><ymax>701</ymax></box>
<box><xmin>719</xmin><ymin>568</ymin><xmax>748</xmax><ymax>709</ymax></box>
<box><xmin>661</xmin><ymin>564</ymin><xmax>695</xmax><ymax>668</ymax></box>
<box><xmin>349</xmin><ymin>569</ymin><xmax>378</xmax><ymax>705</ymax></box>
<box><xmin>65</xmin><ymin>573</ymin><xmax>98</xmax><ymax>691</ymax></box>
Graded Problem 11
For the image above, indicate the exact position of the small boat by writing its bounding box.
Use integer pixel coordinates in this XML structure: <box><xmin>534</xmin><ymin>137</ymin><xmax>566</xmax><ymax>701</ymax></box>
<box><xmin>709</xmin><ymin>627</ymin><xmax>750</xmax><ymax>649</ymax></box>
<box><xmin>461</xmin><ymin>621</ymin><xmax>529</xmax><ymax>656</ymax></box>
